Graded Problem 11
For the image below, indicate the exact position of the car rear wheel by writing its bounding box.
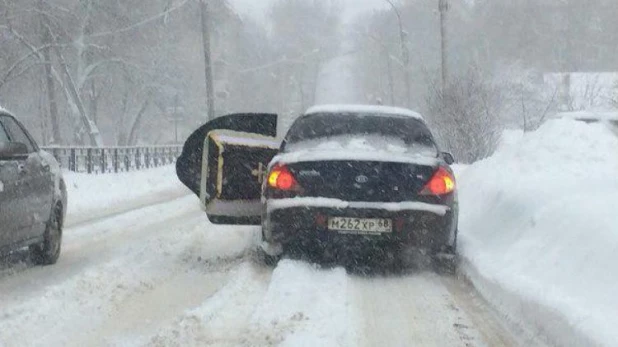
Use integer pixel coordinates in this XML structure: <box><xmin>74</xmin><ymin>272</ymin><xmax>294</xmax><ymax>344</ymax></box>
<box><xmin>30</xmin><ymin>204</ymin><xmax>62</xmax><ymax>265</ymax></box>
<box><xmin>254</xmin><ymin>225</ymin><xmax>282</xmax><ymax>267</ymax></box>
<box><xmin>255</xmin><ymin>246</ymin><xmax>281</xmax><ymax>267</ymax></box>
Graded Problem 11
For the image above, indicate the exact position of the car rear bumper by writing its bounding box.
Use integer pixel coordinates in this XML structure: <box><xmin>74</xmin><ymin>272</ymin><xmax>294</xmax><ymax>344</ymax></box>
<box><xmin>263</xmin><ymin>200</ymin><xmax>457</xmax><ymax>254</ymax></box>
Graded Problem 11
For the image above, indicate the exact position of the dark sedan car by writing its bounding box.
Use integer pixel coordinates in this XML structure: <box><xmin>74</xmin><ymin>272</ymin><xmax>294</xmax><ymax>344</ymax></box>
<box><xmin>261</xmin><ymin>106</ymin><xmax>457</xmax><ymax>267</ymax></box>
<box><xmin>177</xmin><ymin>105</ymin><xmax>457</xmax><ymax>270</ymax></box>
<box><xmin>0</xmin><ymin>109</ymin><xmax>66</xmax><ymax>265</ymax></box>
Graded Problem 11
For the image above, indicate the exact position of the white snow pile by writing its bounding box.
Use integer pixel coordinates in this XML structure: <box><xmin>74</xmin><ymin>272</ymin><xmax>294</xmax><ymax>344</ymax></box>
<box><xmin>459</xmin><ymin>119</ymin><xmax>618</xmax><ymax>346</ymax></box>
<box><xmin>64</xmin><ymin>165</ymin><xmax>189</xmax><ymax>226</ymax></box>
<box><xmin>149</xmin><ymin>260</ymin><xmax>354</xmax><ymax>347</ymax></box>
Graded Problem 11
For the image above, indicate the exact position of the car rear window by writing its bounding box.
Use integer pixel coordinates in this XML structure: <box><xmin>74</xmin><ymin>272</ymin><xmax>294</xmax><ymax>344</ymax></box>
<box><xmin>283</xmin><ymin>112</ymin><xmax>438</xmax><ymax>155</ymax></box>
<box><xmin>0</xmin><ymin>116</ymin><xmax>35</xmax><ymax>152</ymax></box>
<box><xmin>0</xmin><ymin>122</ymin><xmax>9</xmax><ymax>144</ymax></box>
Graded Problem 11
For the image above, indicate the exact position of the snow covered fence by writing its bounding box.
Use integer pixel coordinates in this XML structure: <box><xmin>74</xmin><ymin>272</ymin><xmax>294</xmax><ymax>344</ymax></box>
<box><xmin>42</xmin><ymin>145</ymin><xmax>182</xmax><ymax>174</ymax></box>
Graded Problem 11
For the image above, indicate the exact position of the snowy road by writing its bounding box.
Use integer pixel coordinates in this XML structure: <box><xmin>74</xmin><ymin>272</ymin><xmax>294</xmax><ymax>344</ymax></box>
<box><xmin>0</xmin><ymin>194</ymin><xmax>523</xmax><ymax>347</ymax></box>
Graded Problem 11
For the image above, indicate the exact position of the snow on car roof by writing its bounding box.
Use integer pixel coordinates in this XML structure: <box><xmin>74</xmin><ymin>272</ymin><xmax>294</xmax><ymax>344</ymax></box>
<box><xmin>305</xmin><ymin>104</ymin><xmax>424</xmax><ymax>120</ymax></box>
<box><xmin>557</xmin><ymin>111</ymin><xmax>618</xmax><ymax>121</ymax></box>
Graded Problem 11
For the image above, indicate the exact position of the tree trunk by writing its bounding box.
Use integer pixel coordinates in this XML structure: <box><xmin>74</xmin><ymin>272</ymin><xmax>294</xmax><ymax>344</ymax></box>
<box><xmin>200</xmin><ymin>0</ymin><xmax>216</xmax><ymax>120</ymax></box>
<box><xmin>53</xmin><ymin>46</ymin><xmax>104</xmax><ymax>147</ymax></box>
<box><xmin>439</xmin><ymin>0</ymin><xmax>450</xmax><ymax>93</ymax></box>
<box><xmin>127</xmin><ymin>98</ymin><xmax>150</xmax><ymax>146</ymax></box>
<box><xmin>117</xmin><ymin>90</ymin><xmax>130</xmax><ymax>145</ymax></box>
<box><xmin>89</xmin><ymin>80</ymin><xmax>98</xmax><ymax>124</ymax></box>
<box><xmin>385</xmin><ymin>48</ymin><xmax>395</xmax><ymax>105</ymax></box>
<box><xmin>38</xmin><ymin>0</ymin><xmax>61</xmax><ymax>144</ymax></box>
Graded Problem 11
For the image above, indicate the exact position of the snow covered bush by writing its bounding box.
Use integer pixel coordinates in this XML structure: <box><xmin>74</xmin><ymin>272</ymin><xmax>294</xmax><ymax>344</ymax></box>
<box><xmin>425</xmin><ymin>69</ymin><xmax>505</xmax><ymax>164</ymax></box>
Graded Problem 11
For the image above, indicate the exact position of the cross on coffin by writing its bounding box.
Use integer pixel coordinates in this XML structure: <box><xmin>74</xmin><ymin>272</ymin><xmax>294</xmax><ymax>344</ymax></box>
<box><xmin>251</xmin><ymin>162</ymin><xmax>267</xmax><ymax>183</ymax></box>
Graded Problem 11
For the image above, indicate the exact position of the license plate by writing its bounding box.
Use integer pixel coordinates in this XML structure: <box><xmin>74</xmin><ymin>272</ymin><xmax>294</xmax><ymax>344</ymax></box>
<box><xmin>328</xmin><ymin>217</ymin><xmax>392</xmax><ymax>235</ymax></box>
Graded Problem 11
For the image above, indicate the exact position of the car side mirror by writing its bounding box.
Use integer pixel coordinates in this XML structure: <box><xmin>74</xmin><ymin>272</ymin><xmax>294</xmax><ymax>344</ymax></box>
<box><xmin>442</xmin><ymin>152</ymin><xmax>455</xmax><ymax>165</ymax></box>
<box><xmin>0</xmin><ymin>142</ymin><xmax>29</xmax><ymax>160</ymax></box>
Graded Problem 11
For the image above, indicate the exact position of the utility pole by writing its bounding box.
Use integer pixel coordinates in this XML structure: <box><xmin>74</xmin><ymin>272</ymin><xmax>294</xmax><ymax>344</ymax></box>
<box><xmin>439</xmin><ymin>0</ymin><xmax>450</xmax><ymax>92</ymax></box>
<box><xmin>384</xmin><ymin>0</ymin><xmax>411</xmax><ymax>108</ymax></box>
<box><xmin>200</xmin><ymin>0</ymin><xmax>215</xmax><ymax>120</ymax></box>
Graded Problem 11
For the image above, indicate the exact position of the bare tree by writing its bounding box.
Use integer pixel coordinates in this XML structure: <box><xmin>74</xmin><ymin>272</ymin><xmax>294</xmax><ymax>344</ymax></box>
<box><xmin>425</xmin><ymin>69</ymin><xmax>505</xmax><ymax>163</ymax></box>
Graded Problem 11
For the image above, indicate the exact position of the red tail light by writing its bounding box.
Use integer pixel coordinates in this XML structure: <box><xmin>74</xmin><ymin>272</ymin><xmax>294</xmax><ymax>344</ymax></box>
<box><xmin>421</xmin><ymin>167</ymin><xmax>456</xmax><ymax>195</ymax></box>
<box><xmin>268</xmin><ymin>164</ymin><xmax>298</xmax><ymax>191</ymax></box>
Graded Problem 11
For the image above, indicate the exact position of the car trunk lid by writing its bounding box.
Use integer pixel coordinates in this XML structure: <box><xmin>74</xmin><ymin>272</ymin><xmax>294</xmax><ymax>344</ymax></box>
<box><xmin>286</xmin><ymin>160</ymin><xmax>436</xmax><ymax>202</ymax></box>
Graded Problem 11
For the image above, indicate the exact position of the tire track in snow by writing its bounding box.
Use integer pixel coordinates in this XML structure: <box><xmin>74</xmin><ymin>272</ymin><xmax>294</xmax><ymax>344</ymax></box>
<box><xmin>147</xmin><ymin>260</ymin><xmax>353</xmax><ymax>347</ymax></box>
<box><xmin>441</xmin><ymin>276</ymin><xmax>523</xmax><ymax>347</ymax></box>
<box><xmin>348</xmin><ymin>273</ymin><xmax>487</xmax><ymax>347</ymax></box>
<box><xmin>147</xmin><ymin>260</ymin><xmax>522</xmax><ymax>347</ymax></box>
<box><xmin>249</xmin><ymin>260</ymin><xmax>353</xmax><ymax>347</ymax></box>
<box><xmin>147</xmin><ymin>262</ymin><xmax>273</xmax><ymax>347</ymax></box>
<box><xmin>1</xmin><ymin>195</ymin><xmax>524</xmax><ymax>347</ymax></box>
<box><xmin>0</xmin><ymin>197</ymin><xmax>259</xmax><ymax>347</ymax></box>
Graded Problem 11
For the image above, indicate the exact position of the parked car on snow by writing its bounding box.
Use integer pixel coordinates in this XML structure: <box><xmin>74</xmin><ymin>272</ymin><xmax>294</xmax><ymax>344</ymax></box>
<box><xmin>177</xmin><ymin>105</ymin><xmax>458</xmax><ymax>270</ymax></box>
<box><xmin>0</xmin><ymin>109</ymin><xmax>66</xmax><ymax>265</ymax></box>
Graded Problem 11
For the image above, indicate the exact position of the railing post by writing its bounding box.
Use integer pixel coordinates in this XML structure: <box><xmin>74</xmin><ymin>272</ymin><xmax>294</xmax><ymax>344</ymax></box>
<box><xmin>69</xmin><ymin>149</ymin><xmax>76</xmax><ymax>172</ymax></box>
<box><xmin>44</xmin><ymin>145</ymin><xmax>182</xmax><ymax>174</ymax></box>
<box><xmin>86</xmin><ymin>148</ymin><xmax>93</xmax><ymax>174</ymax></box>
<box><xmin>101</xmin><ymin>149</ymin><xmax>106</xmax><ymax>174</ymax></box>
<box><xmin>135</xmin><ymin>148</ymin><xmax>141</xmax><ymax>171</ymax></box>
<box><xmin>113</xmin><ymin>149</ymin><xmax>119</xmax><ymax>173</ymax></box>
<box><xmin>145</xmin><ymin>148</ymin><xmax>150</xmax><ymax>169</ymax></box>
<box><xmin>124</xmin><ymin>155</ymin><xmax>130</xmax><ymax>172</ymax></box>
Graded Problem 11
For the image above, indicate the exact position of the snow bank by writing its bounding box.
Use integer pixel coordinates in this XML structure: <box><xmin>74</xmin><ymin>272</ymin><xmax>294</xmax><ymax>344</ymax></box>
<box><xmin>64</xmin><ymin>165</ymin><xmax>189</xmax><ymax>226</ymax></box>
<box><xmin>459</xmin><ymin>119</ymin><xmax>618</xmax><ymax>346</ymax></box>
<box><xmin>149</xmin><ymin>260</ymin><xmax>355</xmax><ymax>347</ymax></box>
<box><xmin>251</xmin><ymin>260</ymin><xmax>353</xmax><ymax>347</ymax></box>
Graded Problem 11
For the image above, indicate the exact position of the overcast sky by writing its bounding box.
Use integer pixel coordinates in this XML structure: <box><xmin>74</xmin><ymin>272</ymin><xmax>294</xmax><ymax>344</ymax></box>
<box><xmin>228</xmin><ymin>0</ymin><xmax>387</xmax><ymax>23</ymax></box>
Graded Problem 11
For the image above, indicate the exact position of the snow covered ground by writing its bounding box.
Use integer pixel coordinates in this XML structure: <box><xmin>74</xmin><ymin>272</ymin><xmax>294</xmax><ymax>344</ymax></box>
<box><xmin>0</xmin><ymin>165</ymin><xmax>521</xmax><ymax>346</ymax></box>
<box><xmin>1</xmin><ymin>118</ymin><xmax>615</xmax><ymax>346</ymax></box>
<box><xmin>64</xmin><ymin>166</ymin><xmax>190</xmax><ymax>227</ymax></box>
<box><xmin>459</xmin><ymin>119</ymin><xmax>618</xmax><ymax>346</ymax></box>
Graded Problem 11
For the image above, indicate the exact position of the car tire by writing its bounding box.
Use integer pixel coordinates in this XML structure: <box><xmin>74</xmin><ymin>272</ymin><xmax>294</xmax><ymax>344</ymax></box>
<box><xmin>429</xmin><ymin>228</ymin><xmax>459</xmax><ymax>275</ymax></box>
<box><xmin>30</xmin><ymin>204</ymin><xmax>62</xmax><ymax>266</ymax></box>
<box><xmin>255</xmin><ymin>245</ymin><xmax>281</xmax><ymax>267</ymax></box>
<box><xmin>432</xmin><ymin>253</ymin><xmax>458</xmax><ymax>275</ymax></box>
<box><xmin>254</xmin><ymin>225</ymin><xmax>281</xmax><ymax>267</ymax></box>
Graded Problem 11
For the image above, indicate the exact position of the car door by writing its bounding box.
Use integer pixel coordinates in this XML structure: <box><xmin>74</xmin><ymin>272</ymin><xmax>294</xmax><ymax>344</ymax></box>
<box><xmin>176</xmin><ymin>113</ymin><xmax>279</xmax><ymax>225</ymax></box>
<box><xmin>0</xmin><ymin>115</ymin><xmax>53</xmax><ymax>242</ymax></box>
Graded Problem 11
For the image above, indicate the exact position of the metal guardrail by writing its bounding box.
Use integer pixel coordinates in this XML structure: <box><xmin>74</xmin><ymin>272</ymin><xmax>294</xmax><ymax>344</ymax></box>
<box><xmin>42</xmin><ymin>145</ymin><xmax>183</xmax><ymax>174</ymax></box>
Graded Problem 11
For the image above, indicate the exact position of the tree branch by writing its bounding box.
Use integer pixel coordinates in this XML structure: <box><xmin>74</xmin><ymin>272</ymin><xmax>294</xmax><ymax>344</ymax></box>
<box><xmin>88</xmin><ymin>0</ymin><xmax>189</xmax><ymax>39</ymax></box>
